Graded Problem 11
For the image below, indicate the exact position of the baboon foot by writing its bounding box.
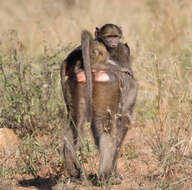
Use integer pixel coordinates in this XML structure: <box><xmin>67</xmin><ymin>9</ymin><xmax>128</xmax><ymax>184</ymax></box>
<box><xmin>115</xmin><ymin>170</ymin><xmax>124</xmax><ymax>181</ymax></box>
<box><xmin>108</xmin><ymin>176</ymin><xmax>122</xmax><ymax>185</ymax></box>
<box><xmin>88</xmin><ymin>173</ymin><xmax>100</xmax><ymax>186</ymax></box>
<box><xmin>89</xmin><ymin>173</ymin><xmax>122</xmax><ymax>186</ymax></box>
<box><xmin>63</xmin><ymin>137</ymin><xmax>82</xmax><ymax>179</ymax></box>
<box><xmin>99</xmin><ymin>175</ymin><xmax>122</xmax><ymax>185</ymax></box>
<box><xmin>67</xmin><ymin>166</ymin><xmax>81</xmax><ymax>179</ymax></box>
<box><xmin>63</xmin><ymin>149</ymin><xmax>81</xmax><ymax>178</ymax></box>
<box><xmin>66</xmin><ymin>176</ymin><xmax>83</xmax><ymax>184</ymax></box>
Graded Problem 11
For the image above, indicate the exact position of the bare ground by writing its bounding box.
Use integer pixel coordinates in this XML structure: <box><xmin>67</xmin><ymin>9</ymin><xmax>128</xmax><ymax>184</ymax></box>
<box><xmin>0</xmin><ymin>122</ymin><xmax>183</xmax><ymax>190</ymax></box>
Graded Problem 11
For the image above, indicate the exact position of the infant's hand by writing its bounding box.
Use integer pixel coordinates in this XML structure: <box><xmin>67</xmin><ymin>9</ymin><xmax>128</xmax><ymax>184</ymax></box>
<box><xmin>121</xmin><ymin>67</ymin><xmax>132</xmax><ymax>76</ymax></box>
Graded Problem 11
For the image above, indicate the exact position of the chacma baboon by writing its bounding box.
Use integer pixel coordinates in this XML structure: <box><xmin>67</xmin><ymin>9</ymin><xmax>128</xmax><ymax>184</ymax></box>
<box><xmin>60</xmin><ymin>24</ymin><xmax>137</xmax><ymax>185</ymax></box>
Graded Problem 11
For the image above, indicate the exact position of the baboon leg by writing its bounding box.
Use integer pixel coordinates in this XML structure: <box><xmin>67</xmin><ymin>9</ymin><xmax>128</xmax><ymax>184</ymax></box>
<box><xmin>91</xmin><ymin>73</ymin><xmax>121</xmax><ymax>184</ymax></box>
<box><xmin>115</xmin><ymin>75</ymin><xmax>138</xmax><ymax>163</ymax></box>
<box><xmin>63</xmin><ymin>117</ymin><xmax>87</xmax><ymax>178</ymax></box>
<box><xmin>63</xmin><ymin>127</ymin><xmax>82</xmax><ymax>178</ymax></box>
<box><xmin>113</xmin><ymin>122</ymin><xmax>128</xmax><ymax>180</ymax></box>
<box><xmin>116</xmin><ymin>120</ymin><xmax>129</xmax><ymax>149</ymax></box>
<box><xmin>61</xmin><ymin>63</ymin><xmax>81</xmax><ymax>178</ymax></box>
<box><xmin>73</xmin><ymin>83</ymin><xmax>87</xmax><ymax>150</ymax></box>
<box><xmin>112</xmin><ymin>76</ymin><xmax>137</xmax><ymax>181</ymax></box>
<box><xmin>99</xmin><ymin>132</ymin><xmax>116</xmax><ymax>179</ymax></box>
<box><xmin>98</xmin><ymin>115</ymin><xmax>120</xmax><ymax>184</ymax></box>
<box><xmin>105</xmin><ymin>107</ymin><xmax>130</xmax><ymax>183</ymax></box>
<box><xmin>63</xmin><ymin>80</ymin><xmax>87</xmax><ymax>178</ymax></box>
<box><xmin>93</xmin><ymin>114</ymin><xmax>121</xmax><ymax>185</ymax></box>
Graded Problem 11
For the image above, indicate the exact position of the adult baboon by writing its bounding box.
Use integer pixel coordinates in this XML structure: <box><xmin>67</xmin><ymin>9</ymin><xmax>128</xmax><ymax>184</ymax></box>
<box><xmin>60</xmin><ymin>24</ymin><xmax>137</xmax><ymax>185</ymax></box>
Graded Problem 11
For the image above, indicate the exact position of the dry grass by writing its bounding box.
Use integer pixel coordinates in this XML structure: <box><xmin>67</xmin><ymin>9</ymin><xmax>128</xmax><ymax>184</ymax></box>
<box><xmin>0</xmin><ymin>0</ymin><xmax>192</xmax><ymax>189</ymax></box>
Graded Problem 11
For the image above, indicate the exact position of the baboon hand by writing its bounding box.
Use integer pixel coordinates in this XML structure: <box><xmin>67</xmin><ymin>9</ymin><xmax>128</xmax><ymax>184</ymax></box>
<box><xmin>121</xmin><ymin>67</ymin><xmax>132</xmax><ymax>76</ymax></box>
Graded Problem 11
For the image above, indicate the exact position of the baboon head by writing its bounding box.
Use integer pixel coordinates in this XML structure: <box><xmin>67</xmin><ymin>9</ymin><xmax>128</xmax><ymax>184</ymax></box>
<box><xmin>95</xmin><ymin>24</ymin><xmax>122</xmax><ymax>48</ymax></box>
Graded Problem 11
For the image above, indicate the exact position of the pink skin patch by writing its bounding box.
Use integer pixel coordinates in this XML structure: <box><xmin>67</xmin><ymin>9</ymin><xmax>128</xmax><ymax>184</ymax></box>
<box><xmin>94</xmin><ymin>71</ymin><xmax>110</xmax><ymax>82</ymax></box>
<box><xmin>76</xmin><ymin>71</ymin><xmax>86</xmax><ymax>82</ymax></box>
<box><xmin>76</xmin><ymin>70</ymin><xmax>110</xmax><ymax>82</ymax></box>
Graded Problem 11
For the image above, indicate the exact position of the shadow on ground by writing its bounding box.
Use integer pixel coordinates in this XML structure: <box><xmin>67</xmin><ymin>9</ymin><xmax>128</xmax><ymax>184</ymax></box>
<box><xmin>18</xmin><ymin>176</ymin><xmax>58</xmax><ymax>190</ymax></box>
<box><xmin>18</xmin><ymin>174</ymin><xmax>99</xmax><ymax>190</ymax></box>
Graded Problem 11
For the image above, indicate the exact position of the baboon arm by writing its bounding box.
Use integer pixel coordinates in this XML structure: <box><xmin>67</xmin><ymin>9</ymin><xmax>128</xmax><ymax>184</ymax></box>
<box><xmin>60</xmin><ymin>60</ymin><xmax>67</xmax><ymax>100</ymax></box>
<box><xmin>92</xmin><ymin>62</ymin><xmax>133</xmax><ymax>76</ymax></box>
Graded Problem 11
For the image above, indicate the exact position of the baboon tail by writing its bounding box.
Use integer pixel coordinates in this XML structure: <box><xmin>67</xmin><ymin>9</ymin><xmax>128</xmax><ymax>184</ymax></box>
<box><xmin>81</xmin><ymin>30</ymin><xmax>94</xmax><ymax>121</ymax></box>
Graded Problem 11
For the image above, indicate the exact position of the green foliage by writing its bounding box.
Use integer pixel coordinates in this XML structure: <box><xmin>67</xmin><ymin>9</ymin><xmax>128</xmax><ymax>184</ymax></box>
<box><xmin>77</xmin><ymin>138</ymin><xmax>95</xmax><ymax>164</ymax></box>
<box><xmin>123</xmin><ymin>143</ymin><xmax>138</xmax><ymax>160</ymax></box>
<box><xmin>0</xmin><ymin>30</ymin><xmax>69</xmax><ymax>137</ymax></box>
<box><xmin>179</xmin><ymin>48</ymin><xmax>192</xmax><ymax>71</ymax></box>
<box><xmin>136</xmin><ymin>100</ymin><xmax>157</xmax><ymax>121</ymax></box>
<box><xmin>18</xmin><ymin>134</ymin><xmax>64</xmax><ymax>177</ymax></box>
<box><xmin>0</xmin><ymin>30</ymin><xmax>68</xmax><ymax>180</ymax></box>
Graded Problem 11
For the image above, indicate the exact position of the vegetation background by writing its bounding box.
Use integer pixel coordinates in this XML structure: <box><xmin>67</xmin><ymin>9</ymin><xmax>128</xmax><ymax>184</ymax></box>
<box><xmin>0</xmin><ymin>0</ymin><xmax>192</xmax><ymax>189</ymax></box>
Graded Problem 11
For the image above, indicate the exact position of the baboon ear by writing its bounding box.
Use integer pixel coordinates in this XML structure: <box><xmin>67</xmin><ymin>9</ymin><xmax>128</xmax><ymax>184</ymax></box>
<box><xmin>95</xmin><ymin>27</ymin><xmax>100</xmax><ymax>38</ymax></box>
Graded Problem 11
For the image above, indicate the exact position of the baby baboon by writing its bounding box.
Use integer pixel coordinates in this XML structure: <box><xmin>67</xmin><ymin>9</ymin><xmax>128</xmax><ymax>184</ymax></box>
<box><xmin>82</xmin><ymin>30</ymin><xmax>131</xmax><ymax>73</ymax></box>
<box><xmin>60</xmin><ymin>24</ymin><xmax>137</xmax><ymax>185</ymax></box>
